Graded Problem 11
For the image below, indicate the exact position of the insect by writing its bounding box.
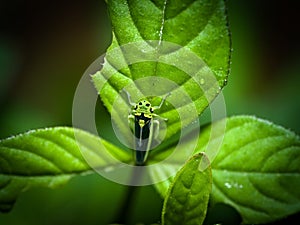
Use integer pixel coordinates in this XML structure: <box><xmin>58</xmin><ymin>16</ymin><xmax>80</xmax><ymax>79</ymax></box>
<box><xmin>124</xmin><ymin>91</ymin><xmax>170</xmax><ymax>166</ymax></box>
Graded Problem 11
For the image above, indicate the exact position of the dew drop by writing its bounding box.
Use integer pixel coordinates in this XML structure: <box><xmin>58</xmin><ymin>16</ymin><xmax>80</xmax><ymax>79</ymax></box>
<box><xmin>200</xmin><ymin>78</ymin><xmax>205</xmax><ymax>85</ymax></box>
<box><xmin>224</xmin><ymin>79</ymin><xmax>228</xmax><ymax>85</ymax></box>
<box><xmin>224</xmin><ymin>182</ymin><xmax>232</xmax><ymax>189</ymax></box>
<box><xmin>225</xmin><ymin>182</ymin><xmax>244</xmax><ymax>189</ymax></box>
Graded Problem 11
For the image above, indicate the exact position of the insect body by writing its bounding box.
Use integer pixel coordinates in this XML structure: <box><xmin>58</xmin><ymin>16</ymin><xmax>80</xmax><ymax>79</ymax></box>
<box><xmin>125</xmin><ymin>92</ymin><xmax>170</xmax><ymax>166</ymax></box>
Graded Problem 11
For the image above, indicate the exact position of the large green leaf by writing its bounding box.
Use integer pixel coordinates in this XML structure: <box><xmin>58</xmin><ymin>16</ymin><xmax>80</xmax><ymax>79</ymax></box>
<box><xmin>92</xmin><ymin>0</ymin><xmax>231</xmax><ymax>143</ymax></box>
<box><xmin>152</xmin><ymin>116</ymin><xmax>300</xmax><ymax>224</ymax></box>
<box><xmin>162</xmin><ymin>153</ymin><xmax>212</xmax><ymax>225</ymax></box>
<box><xmin>0</xmin><ymin>127</ymin><xmax>131</xmax><ymax>212</ymax></box>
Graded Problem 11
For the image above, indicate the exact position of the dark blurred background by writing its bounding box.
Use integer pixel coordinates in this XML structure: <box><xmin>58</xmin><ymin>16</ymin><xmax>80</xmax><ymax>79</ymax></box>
<box><xmin>0</xmin><ymin>0</ymin><xmax>299</xmax><ymax>224</ymax></box>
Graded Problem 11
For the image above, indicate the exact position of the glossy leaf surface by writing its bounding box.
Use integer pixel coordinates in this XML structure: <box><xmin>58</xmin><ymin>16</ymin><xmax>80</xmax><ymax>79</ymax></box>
<box><xmin>0</xmin><ymin>127</ymin><xmax>130</xmax><ymax>212</ymax></box>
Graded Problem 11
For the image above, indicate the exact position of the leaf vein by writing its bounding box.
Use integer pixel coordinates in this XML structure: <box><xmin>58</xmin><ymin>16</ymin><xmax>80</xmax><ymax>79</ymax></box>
<box><xmin>213</xmin><ymin>181</ymin><xmax>270</xmax><ymax>216</ymax></box>
<box><xmin>164</xmin><ymin>1</ymin><xmax>196</xmax><ymax>20</ymax></box>
<box><xmin>0</xmin><ymin>146</ymin><xmax>63</xmax><ymax>173</ymax></box>
<box><xmin>217</xmin><ymin>134</ymin><xmax>288</xmax><ymax>165</ymax></box>
<box><xmin>248</xmin><ymin>177</ymin><xmax>294</xmax><ymax>204</ymax></box>
<box><xmin>126</xmin><ymin>2</ymin><xmax>144</xmax><ymax>43</ymax></box>
<box><xmin>30</xmin><ymin>134</ymin><xmax>86</xmax><ymax>165</ymax></box>
<box><xmin>212</xmin><ymin>169</ymin><xmax>300</xmax><ymax>175</ymax></box>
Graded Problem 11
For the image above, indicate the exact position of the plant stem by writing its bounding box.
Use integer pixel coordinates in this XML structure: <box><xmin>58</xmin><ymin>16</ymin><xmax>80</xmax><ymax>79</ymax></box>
<box><xmin>113</xmin><ymin>166</ymin><xmax>145</xmax><ymax>224</ymax></box>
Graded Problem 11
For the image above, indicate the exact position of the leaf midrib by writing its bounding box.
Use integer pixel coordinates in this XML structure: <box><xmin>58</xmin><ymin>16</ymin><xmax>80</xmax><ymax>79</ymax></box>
<box><xmin>212</xmin><ymin>169</ymin><xmax>300</xmax><ymax>175</ymax></box>
<box><xmin>212</xmin><ymin>181</ymin><xmax>271</xmax><ymax>216</ymax></box>
<box><xmin>0</xmin><ymin>171</ymin><xmax>93</xmax><ymax>178</ymax></box>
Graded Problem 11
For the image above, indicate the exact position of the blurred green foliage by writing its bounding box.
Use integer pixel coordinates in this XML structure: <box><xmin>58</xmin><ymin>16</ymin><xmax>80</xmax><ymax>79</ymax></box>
<box><xmin>0</xmin><ymin>0</ymin><xmax>299</xmax><ymax>224</ymax></box>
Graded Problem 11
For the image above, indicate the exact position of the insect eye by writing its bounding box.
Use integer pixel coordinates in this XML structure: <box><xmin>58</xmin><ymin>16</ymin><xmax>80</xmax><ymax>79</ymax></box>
<box><xmin>146</xmin><ymin>103</ymin><xmax>150</xmax><ymax>107</ymax></box>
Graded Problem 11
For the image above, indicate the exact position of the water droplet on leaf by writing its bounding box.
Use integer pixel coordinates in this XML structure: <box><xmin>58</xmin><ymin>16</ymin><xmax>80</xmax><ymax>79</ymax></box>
<box><xmin>224</xmin><ymin>182</ymin><xmax>232</xmax><ymax>189</ymax></box>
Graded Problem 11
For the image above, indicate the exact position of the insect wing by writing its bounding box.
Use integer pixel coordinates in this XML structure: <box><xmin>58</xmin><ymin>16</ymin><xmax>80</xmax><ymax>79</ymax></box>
<box><xmin>134</xmin><ymin>113</ymin><xmax>152</xmax><ymax>165</ymax></box>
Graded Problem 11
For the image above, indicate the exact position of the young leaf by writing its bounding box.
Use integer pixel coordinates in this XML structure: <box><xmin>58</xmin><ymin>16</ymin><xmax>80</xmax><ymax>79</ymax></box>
<box><xmin>152</xmin><ymin>116</ymin><xmax>300</xmax><ymax>224</ymax></box>
<box><xmin>0</xmin><ymin>127</ymin><xmax>131</xmax><ymax>212</ymax></box>
<box><xmin>92</xmin><ymin>0</ymin><xmax>231</xmax><ymax>142</ymax></box>
<box><xmin>162</xmin><ymin>153</ymin><xmax>212</xmax><ymax>225</ymax></box>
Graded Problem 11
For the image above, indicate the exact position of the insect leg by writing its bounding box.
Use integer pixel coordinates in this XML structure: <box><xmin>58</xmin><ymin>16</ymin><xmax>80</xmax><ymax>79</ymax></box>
<box><xmin>143</xmin><ymin>119</ymin><xmax>154</xmax><ymax>163</ymax></box>
<box><xmin>121</xmin><ymin>89</ymin><xmax>136</xmax><ymax>107</ymax></box>
<box><xmin>152</xmin><ymin>119</ymin><xmax>160</xmax><ymax>139</ymax></box>
<box><xmin>153</xmin><ymin>92</ymin><xmax>171</xmax><ymax>110</ymax></box>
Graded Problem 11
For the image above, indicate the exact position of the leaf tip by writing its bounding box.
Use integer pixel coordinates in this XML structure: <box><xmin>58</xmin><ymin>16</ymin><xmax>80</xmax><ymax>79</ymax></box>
<box><xmin>196</xmin><ymin>152</ymin><xmax>211</xmax><ymax>172</ymax></box>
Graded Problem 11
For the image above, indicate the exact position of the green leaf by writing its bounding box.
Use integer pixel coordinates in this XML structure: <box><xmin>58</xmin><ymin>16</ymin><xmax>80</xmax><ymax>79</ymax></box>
<box><xmin>152</xmin><ymin>116</ymin><xmax>300</xmax><ymax>224</ymax></box>
<box><xmin>162</xmin><ymin>153</ymin><xmax>212</xmax><ymax>225</ymax></box>
<box><xmin>0</xmin><ymin>127</ymin><xmax>131</xmax><ymax>212</ymax></box>
<box><xmin>92</xmin><ymin>0</ymin><xmax>231</xmax><ymax>142</ymax></box>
